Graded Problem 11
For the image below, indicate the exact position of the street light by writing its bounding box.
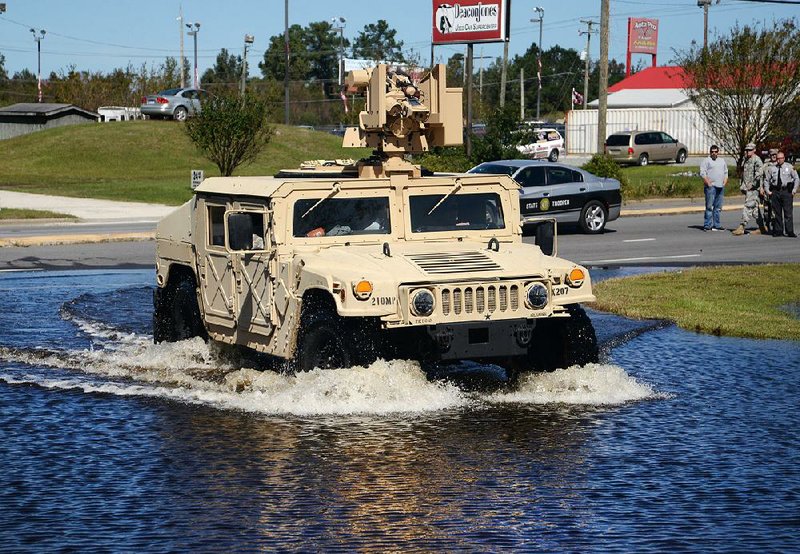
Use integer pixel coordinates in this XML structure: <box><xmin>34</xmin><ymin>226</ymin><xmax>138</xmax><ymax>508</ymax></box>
<box><xmin>186</xmin><ymin>22</ymin><xmax>201</xmax><ymax>88</ymax></box>
<box><xmin>531</xmin><ymin>7</ymin><xmax>544</xmax><ymax>120</ymax></box>
<box><xmin>241</xmin><ymin>34</ymin><xmax>255</xmax><ymax>96</ymax></box>
<box><xmin>330</xmin><ymin>16</ymin><xmax>346</xmax><ymax>86</ymax></box>
<box><xmin>30</xmin><ymin>28</ymin><xmax>46</xmax><ymax>103</ymax></box>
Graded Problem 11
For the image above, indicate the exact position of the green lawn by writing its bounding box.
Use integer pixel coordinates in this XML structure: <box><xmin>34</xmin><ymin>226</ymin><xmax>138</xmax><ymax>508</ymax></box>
<box><xmin>0</xmin><ymin>208</ymin><xmax>76</xmax><ymax>220</ymax></box>
<box><xmin>0</xmin><ymin>121</ymin><xmax>370</xmax><ymax>205</ymax></box>
<box><xmin>620</xmin><ymin>163</ymin><xmax>740</xmax><ymax>200</ymax></box>
<box><xmin>592</xmin><ymin>264</ymin><xmax>800</xmax><ymax>340</ymax></box>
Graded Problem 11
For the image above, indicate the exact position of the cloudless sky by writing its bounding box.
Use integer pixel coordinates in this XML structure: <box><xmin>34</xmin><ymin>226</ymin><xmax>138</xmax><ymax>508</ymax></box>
<box><xmin>0</xmin><ymin>0</ymin><xmax>797</xmax><ymax>78</ymax></box>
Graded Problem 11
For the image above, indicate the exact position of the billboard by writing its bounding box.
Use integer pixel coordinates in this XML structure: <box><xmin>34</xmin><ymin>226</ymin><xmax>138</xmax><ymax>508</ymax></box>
<box><xmin>628</xmin><ymin>18</ymin><xmax>659</xmax><ymax>55</ymax></box>
<box><xmin>432</xmin><ymin>0</ymin><xmax>511</xmax><ymax>45</ymax></box>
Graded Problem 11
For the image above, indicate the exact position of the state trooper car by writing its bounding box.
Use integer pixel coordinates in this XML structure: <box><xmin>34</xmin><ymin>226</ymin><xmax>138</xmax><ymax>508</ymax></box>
<box><xmin>468</xmin><ymin>160</ymin><xmax>622</xmax><ymax>234</ymax></box>
<box><xmin>153</xmin><ymin>65</ymin><xmax>599</xmax><ymax>379</ymax></box>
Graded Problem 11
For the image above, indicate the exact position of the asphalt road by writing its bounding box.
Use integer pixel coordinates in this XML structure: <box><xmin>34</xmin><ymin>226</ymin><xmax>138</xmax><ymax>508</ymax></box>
<box><xmin>1</xmin><ymin>207</ymin><xmax>798</xmax><ymax>272</ymax></box>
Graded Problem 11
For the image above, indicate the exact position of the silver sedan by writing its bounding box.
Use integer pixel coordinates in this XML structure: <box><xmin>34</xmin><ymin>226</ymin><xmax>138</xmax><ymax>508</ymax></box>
<box><xmin>140</xmin><ymin>87</ymin><xmax>207</xmax><ymax>121</ymax></box>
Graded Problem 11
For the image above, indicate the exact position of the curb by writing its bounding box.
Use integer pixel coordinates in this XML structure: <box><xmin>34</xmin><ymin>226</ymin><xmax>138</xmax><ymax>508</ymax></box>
<box><xmin>621</xmin><ymin>200</ymin><xmax>800</xmax><ymax>217</ymax></box>
<box><xmin>0</xmin><ymin>232</ymin><xmax>154</xmax><ymax>248</ymax></box>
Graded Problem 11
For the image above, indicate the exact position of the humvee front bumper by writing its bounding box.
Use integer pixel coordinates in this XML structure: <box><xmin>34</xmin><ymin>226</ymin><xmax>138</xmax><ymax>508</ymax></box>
<box><xmin>425</xmin><ymin>319</ymin><xmax>535</xmax><ymax>360</ymax></box>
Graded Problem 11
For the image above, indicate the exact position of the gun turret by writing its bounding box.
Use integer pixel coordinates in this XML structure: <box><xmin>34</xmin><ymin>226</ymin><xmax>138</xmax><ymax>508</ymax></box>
<box><xmin>343</xmin><ymin>64</ymin><xmax>463</xmax><ymax>178</ymax></box>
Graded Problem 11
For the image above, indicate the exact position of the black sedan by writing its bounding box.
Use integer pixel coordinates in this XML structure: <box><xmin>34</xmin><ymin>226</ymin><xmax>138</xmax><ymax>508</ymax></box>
<box><xmin>467</xmin><ymin>160</ymin><xmax>622</xmax><ymax>234</ymax></box>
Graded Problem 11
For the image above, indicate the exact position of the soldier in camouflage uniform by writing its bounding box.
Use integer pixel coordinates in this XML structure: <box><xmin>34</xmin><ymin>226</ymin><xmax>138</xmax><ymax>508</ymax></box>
<box><xmin>732</xmin><ymin>143</ymin><xmax>766</xmax><ymax>235</ymax></box>
<box><xmin>759</xmin><ymin>148</ymin><xmax>779</xmax><ymax>233</ymax></box>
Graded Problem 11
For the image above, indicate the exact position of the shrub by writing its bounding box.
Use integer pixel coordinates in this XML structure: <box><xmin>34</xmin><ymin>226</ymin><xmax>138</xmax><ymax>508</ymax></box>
<box><xmin>582</xmin><ymin>154</ymin><xmax>629</xmax><ymax>197</ymax></box>
<box><xmin>417</xmin><ymin>146</ymin><xmax>472</xmax><ymax>173</ymax></box>
<box><xmin>184</xmin><ymin>92</ymin><xmax>273</xmax><ymax>176</ymax></box>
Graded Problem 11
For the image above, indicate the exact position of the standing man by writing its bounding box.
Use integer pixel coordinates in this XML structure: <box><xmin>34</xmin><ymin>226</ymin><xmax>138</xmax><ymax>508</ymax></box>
<box><xmin>732</xmin><ymin>143</ymin><xmax>765</xmax><ymax>235</ymax></box>
<box><xmin>700</xmin><ymin>145</ymin><xmax>728</xmax><ymax>231</ymax></box>
<box><xmin>760</xmin><ymin>148</ymin><xmax>779</xmax><ymax>234</ymax></box>
<box><xmin>763</xmin><ymin>151</ymin><xmax>798</xmax><ymax>237</ymax></box>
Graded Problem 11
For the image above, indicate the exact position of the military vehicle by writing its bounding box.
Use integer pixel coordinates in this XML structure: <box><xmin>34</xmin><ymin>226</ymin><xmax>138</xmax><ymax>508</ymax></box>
<box><xmin>153</xmin><ymin>64</ymin><xmax>598</xmax><ymax>378</ymax></box>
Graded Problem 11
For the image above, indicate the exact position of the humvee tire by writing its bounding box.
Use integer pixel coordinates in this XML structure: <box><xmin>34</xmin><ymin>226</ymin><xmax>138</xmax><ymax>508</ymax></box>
<box><xmin>153</xmin><ymin>272</ymin><xmax>206</xmax><ymax>343</ymax></box>
<box><xmin>505</xmin><ymin>304</ymin><xmax>598</xmax><ymax>382</ymax></box>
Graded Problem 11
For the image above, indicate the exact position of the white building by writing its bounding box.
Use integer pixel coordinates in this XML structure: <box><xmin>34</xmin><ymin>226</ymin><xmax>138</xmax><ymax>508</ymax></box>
<box><xmin>567</xmin><ymin>66</ymin><xmax>719</xmax><ymax>155</ymax></box>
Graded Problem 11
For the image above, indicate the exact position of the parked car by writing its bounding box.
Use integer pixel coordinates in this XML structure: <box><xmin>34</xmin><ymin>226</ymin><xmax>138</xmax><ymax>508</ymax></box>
<box><xmin>140</xmin><ymin>87</ymin><xmax>208</xmax><ymax>121</ymax></box>
<box><xmin>604</xmin><ymin>130</ymin><xmax>688</xmax><ymax>166</ymax></box>
<box><xmin>516</xmin><ymin>127</ymin><xmax>565</xmax><ymax>162</ymax></box>
<box><xmin>467</xmin><ymin>159</ymin><xmax>622</xmax><ymax>234</ymax></box>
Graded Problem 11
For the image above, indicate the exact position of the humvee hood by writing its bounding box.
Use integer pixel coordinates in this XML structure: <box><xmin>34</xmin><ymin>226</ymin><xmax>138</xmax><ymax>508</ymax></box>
<box><xmin>296</xmin><ymin>242</ymin><xmax>576</xmax><ymax>284</ymax></box>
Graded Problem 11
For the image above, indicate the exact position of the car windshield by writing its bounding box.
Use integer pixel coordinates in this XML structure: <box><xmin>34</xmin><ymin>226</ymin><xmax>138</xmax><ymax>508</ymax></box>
<box><xmin>157</xmin><ymin>88</ymin><xmax>182</xmax><ymax>96</ymax></box>
<box><xmin>410</xmin><ymin>193</ymin><xmax>505</xmax><ymax>233</ymax></box>
<box><xmin>467</xmin><ymin>164</ymin><xmax>518</xmax><ymax>177</ymax></box>
<box><xmin>606</xmin><ymin>134</ymin><xmax>630</xmax><ymax>146</ymax></box>
<box><xmin>293</xmin><ymin>197</ymin><xmax>390</xmax><ymax>237</ymax></box>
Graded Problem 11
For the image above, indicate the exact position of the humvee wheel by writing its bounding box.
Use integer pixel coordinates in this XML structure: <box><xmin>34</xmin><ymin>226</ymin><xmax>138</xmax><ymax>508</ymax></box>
<box><xmin>296</xmin><ymin>312</ymin><xmax>354</xmax><ymax>371</ymax></box>
<box><xmin>153</xmin><ymin>275</ymin><xmax>206</xmax><ymax>343</ymax></box>
<box><xmin>505</xmin><ymin>304</ymin><xmax>598</xmax><ymax>382</ymax></box>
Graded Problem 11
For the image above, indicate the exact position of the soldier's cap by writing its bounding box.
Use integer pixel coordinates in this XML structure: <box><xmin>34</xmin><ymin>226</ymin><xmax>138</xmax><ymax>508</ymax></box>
<box><xmin>745</xmin><ymin>143</ymin><xmax>756</xmax><ymax>150</ymax></box>
<box><xmin>769</xmin><ymin>148</ymin><xmax>779</xmax><ymax>155</ymax></box>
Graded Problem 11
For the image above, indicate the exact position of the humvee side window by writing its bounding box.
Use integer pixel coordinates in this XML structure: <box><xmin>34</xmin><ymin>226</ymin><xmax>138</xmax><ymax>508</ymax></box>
<box><xmin>208</xmin><ymin>205</ymin><xmax>225</xmax><ymax>247</ymax></box>
<box><xmin>410</xmin><ymin>193</ymin><xmax>505</xmax><ymax>232</ymax></box>
<box><xmin>293</xmin><ymin>197</ymin><xmax>390</xmax><ymax>237</ymax></box>
<box><xmin>227</xmin><ymin>211</ymin><xmax>267</xmax><ymax>251</ymax></box>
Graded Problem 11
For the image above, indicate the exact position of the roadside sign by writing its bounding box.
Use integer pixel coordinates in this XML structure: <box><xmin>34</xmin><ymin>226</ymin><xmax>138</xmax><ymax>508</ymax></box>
<box><xmin>191</xmin><ymin>169</ymin><xmax>204</xmax><ymax>189</ymax></box>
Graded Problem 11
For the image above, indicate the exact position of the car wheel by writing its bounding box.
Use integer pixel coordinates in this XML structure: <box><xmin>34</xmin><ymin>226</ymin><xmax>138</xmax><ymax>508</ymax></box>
<box><xmin>296</xmin><ymin>312</ymin><xmax>354</xmax><ymax>371</ymax></box>
<box><xmin>580</xmin><ymin>200</ymin><xmax>607</xmax><ymax>234</ymax></box>
<box><xmin>638</xmin><ymin>153</ymin><xmax>649</xmax><ymax>166</ymax></box>
<box><xmin>173</xmin><ymin>106</ymin><xmax>188</xmax><ymax>122</ymax></box>
<box><xmin>676</xmin><ymin>149</ymin><xmax>687</xmax><ymax>164</ymax></box>
<box><xmin>548</xmin><ymin>149</ymin><xmax>559</xmax><ymax>162</ymax></box>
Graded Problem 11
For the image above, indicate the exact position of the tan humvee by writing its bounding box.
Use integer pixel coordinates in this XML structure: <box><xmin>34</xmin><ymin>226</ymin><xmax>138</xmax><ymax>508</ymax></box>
<box><xmin>154</xmin><ymin>64</ymin><xmax>598</xmax><ymax>377</ymax></box>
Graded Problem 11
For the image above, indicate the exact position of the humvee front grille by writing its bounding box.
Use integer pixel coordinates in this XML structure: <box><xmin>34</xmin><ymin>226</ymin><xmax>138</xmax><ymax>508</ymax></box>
<box><xmin>440</xmin><ymin>284</ymin><xmax>521</xmax><ymax>316</ymax></box>
<box><xmin>407</xmin><ymin>252</ymin><xmax>501</xmax><ymax>274</ymax></box>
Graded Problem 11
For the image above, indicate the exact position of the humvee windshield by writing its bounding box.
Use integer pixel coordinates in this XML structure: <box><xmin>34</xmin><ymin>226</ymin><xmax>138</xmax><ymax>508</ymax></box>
<box><xmin>293</xmin><ymin>197</ymin><xmax>391</xmax><ymax>237</ymax></box>
<box><xmin>410</xmin><ymin>193</ymin><xmax>505</xmax><ymax>233</ymax></box>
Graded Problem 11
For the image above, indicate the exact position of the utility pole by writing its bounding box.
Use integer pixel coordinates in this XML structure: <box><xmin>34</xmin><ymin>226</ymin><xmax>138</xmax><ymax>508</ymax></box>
<box><xmin>597</xmin><ymin>0</ymin><xmax>609</xmax><ymax>153</ymax></box>
<box><xmin>330</xmin><ymin>16</ymin><xmax>346</xmax><ymax>85</ymax></box>
<box><xmin>284</xmin><ymin>0</ymin><xmax>290</xmax><ymax>125</ymax></box>
<box><xmin>520</xmin><ymin>67</ymin><xmax>525</xmax><ymax>120</ymax></box>
<box><xmin>177</xmin><ymin>7</ymin><xmax>185</xmax><ymax>88</ymax></box>
<box><xmin>697</xmin><ymin>0</ymin><xmax>719</xmax><ymax>51</ymax></box>
<box><xmin>466</xmin><ymin>43</ymin><xmax>473</xmax><ymax>158</ymax></box>
<box><xmin>531</xmin><ymin>7</ymin><xmax>544</xmax><ymax>120</ymax></box>
<box><xmin>241</xmin><ymin>34</ymin><xmax>254</xmax><ymax>96</ymax></box>
<box><xmin>185</xmin><ymin>22</ymin><xmax>200</xmax><ymax>88</ymax></box>
<box><xmin>30</xmin><ymin>28</ymin><xmax>46</xmax><ymax>102</ymax></box>
<box><xmin>500</xmin><ymin>41</ymin><xmax>509</xmax><ymax>108</ymax></box>
<box><xmin>579</xmin><ymin>19</ymin><xmax>597</xmax><ymax>111</ymax></box>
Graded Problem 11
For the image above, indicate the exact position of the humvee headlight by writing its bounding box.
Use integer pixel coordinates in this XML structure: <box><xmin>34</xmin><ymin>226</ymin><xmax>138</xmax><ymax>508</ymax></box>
<box><xmin>566</xmin><ymin>268</ymin><xmax>585</xmax><ymax>288</ymax></box>
<box><xmin>526</xmin><ymin>283</ymin><xmax>548</xmax><ymax>310</ymax></box>
<box><xmin>410</xmin><ymin>289</ymin><xmax>435</xmax><ymax>317</ymax></box>
<box><xmin>353</xmin><ymin>280</ymin><xmax>373</xmax><ymax>301</ymax></box>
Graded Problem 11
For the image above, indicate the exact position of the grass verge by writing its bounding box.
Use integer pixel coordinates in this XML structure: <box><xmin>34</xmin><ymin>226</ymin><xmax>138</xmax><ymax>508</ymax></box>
<box><xmin>620</xmin><ymin>164</ymin><xmax>740</xmax><ymax>200</ymax></box>
<box><xmin>0</xmin><ymin>208</ymin><xmax>76</xmax><ymax>220</ymax></box>
<box><xmin>591</xmin><ymin>264</ymin><xmax>800</xmax><ymax>340</ymax></box>
<box><xmin>0</xmin><ymin>121</ymin><xmax>370</xmax><ymax>205</ymax></box>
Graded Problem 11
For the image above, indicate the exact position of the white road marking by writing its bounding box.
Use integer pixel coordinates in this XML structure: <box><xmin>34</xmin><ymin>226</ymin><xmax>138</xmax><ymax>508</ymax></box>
<box><xmin>622</xmin><ymin>238</ymin><xmax>656</xmax><ymax>243</ymax></box>
<box><xmin>0</xmin><ymin>268</ymin><xmax>44</xmax><ymax>273</ymax></box>
<box><xmin>580</xmin><ymin>254</ymin><xmax>701</xmax><ymax>264</ymax></box>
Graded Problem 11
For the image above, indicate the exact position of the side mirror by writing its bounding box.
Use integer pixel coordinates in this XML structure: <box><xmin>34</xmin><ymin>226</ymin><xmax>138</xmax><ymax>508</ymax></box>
<box><xmin>528</xmin><ymin>218</ymin><xmax>556</xmax><ymax>256</ymax></box>
<box><xmin>227</xmin><ymin>212</ymin><xmax>254</xmax><ymax>251</ymax></box>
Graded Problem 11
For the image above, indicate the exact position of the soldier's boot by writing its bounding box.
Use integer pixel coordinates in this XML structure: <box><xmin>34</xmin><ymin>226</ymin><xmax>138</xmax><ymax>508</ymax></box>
<box><xmin>731</xmin><ymin>224</ymin><xmax>746</xmax><ymax>236</ymax></box>
<box><xmin>752</xmin><ymin>226</ymin><xmax>767</xmax><ymax>235</ymax></box>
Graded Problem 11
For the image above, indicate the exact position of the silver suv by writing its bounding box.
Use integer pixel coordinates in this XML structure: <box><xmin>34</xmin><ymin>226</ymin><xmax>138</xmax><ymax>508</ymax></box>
<box><xmin>605</xmin><ymin>130</ymin><xmax>688</xmax><ymax>166</ymax></box>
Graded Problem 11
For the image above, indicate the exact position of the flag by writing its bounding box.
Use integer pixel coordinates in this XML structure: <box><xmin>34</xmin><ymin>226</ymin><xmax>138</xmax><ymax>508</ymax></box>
<box><xmin>572</xmin><ymin>88</ymin><xmax>584</xmax><ymax>106</ymax></box>
<box><xmin>537</xmin><ymin>57</ymin><xmax>542</xmax><ymax>90</ymax></box>
<box><xmin>340</xmin><ymin>88</ymin><xmax>349</xmax><ymax>114</ymax></box>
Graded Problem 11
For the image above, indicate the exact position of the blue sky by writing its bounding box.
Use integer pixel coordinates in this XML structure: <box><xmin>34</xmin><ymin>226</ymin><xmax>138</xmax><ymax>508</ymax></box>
<box><xmin>0</xmin><ymin>0</ymin><xmax>796</xmax><ymax>77</ymax></box>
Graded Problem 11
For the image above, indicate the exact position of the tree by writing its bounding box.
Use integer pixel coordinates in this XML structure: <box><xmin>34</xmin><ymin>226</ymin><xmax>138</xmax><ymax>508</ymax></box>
<box><xmin>676</xmin><ymin>19</ymin><xmax>800</xmax><ymax>170</ymax></box>
<box><xmin>259</xmin><ymin>24</ymin><xmax>309</xmax><ymax>81</ymax></box>
<box><xmin>352</xmin><ymin>20</ymin><xmax>404</xmax><ymax>62</ymax></box>
<box><xmin>469</xmin><ymin>105</ymin><xmax>521</xmax><ymax>164</ymax></box>
<box><xmin>202</xmin><ymin>48</ymin><xmax>243</xmax><ymax>86</ymax></box>
<box><xmin>304</xmin><ymin>21</ymin><xmax>349</xmax><ymax>82</ymax></box>
<box><xmin>0</xmin><ymin>53</ymin><xmax>7</xmax><ymax>81</ymax></box>
<box><xmin>184</xmin><ymin>92</ymin><xmax>274</xmax><ymax>176</ymax></box>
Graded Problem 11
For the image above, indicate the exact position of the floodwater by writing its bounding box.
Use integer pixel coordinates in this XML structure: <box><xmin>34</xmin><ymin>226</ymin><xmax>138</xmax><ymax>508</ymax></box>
<box><xmin>0</xmin><ymin>269</ymin><xmax>798</xmax><ymax>552</ymax></box>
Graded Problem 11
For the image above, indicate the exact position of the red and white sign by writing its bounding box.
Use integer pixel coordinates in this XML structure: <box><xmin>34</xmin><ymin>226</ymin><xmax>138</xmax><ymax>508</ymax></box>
<box><xmin>432</xmin><ymin>0</ymin><xmax>510</xmax><ymax>45</ymax></box>
<box><xmin>628</xmin><ymin>18</ymin><xmax>659</xmax><ymax>55</ymax></box>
